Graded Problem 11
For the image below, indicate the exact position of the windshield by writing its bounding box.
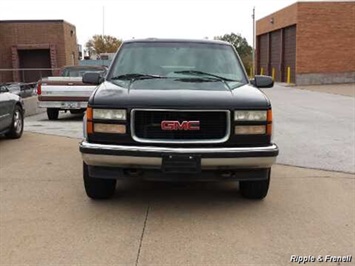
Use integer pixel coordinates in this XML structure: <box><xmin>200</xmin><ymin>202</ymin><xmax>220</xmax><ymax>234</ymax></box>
<box><xmin>108</xmin><ymin>42</ymin><xmax>248</xmax><ymax>87</ymax></box>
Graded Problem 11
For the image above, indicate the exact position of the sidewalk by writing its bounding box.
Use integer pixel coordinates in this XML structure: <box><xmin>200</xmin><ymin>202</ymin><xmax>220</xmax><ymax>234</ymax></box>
<box><xmin>277</xmin><ymin>83</ymin><xmax>355</xmax><ymax>97</ymax></box>
<box><xmin>23</xmin><ymin>96</ymin><xmax>46</xmax><ymax>117</ymax></box>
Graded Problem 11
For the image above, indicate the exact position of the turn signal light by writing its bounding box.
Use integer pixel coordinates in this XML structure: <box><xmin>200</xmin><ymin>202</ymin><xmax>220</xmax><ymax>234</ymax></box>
<box><xmin>86</xmin><ymin>107</ymin><xmax>93</xmax><ymax>120</ymax></box>
<box><xmin>235</xmin><ymin>125</ymin><xmax>266</xmax><ymax>135</ymax></box>
<box><xmin>267</xmin><ymin>109</ymin><xmax>272</xmax><ymax>123</ymax></box>
<box><xmin>267</xmin><ymin>109</ymin><xmax>273</xmax><ymax>135</ymax></box>
<box><xmin>86</xmin><ymin>107</ymin><xmax>93</xmax><ymax>134</ymax></box>
<box><xmin>87</xmin><ymin>121</ymin><xmax>93</xmax><ymax>134</ymax></box>
<box><xmin>94</xmin><ymin>124</ymin><xmax>126</xmax><ymax>134</ymax></box>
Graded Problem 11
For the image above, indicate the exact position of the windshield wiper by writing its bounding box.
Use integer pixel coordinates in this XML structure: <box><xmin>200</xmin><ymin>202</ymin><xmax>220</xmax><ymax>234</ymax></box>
<box><xmin>174</xmin><ymin>70</ymin><xmax>238</xmax><ymax>82</ymax></box>
<box><xmin>111</xmin><ymin>73</ymin><xmax>165</xmax><ymax>81</ymax></box>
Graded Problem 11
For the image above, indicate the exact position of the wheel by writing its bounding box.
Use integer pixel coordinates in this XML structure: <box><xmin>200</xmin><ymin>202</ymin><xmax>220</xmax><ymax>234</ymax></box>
<box><xmin>47</xmin><ymin>108</ymin><xmax>59</xmax><ymax>120</ymax></box>
<box><xmin>83</xmin><ymin>162</ymin><xmax>116</xmax><ymax>199</ymax></box>
<box><xmin>239</xmin><ymin>169</ymin><xmax>271</xmax><ymax>199</ymax></box>
<box><xmin>5</xmin><ymin>105</ymin><xmax>24</xmax><ymax>139</ymax></box>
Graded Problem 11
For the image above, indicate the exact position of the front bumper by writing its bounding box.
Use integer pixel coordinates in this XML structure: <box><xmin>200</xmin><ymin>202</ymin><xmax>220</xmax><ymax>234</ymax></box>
<box><xmin>80</xmin><ymin>141</ymin><xmax>279</xmax><ymax>170</ymax></box>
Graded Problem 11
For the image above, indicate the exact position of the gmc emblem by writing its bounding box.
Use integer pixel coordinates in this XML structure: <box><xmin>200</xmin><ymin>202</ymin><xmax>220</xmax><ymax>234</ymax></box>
<box><xmin>161</xmin><ymin>120</ymin><xmax>200</xmax><ymax>131</ymax></box>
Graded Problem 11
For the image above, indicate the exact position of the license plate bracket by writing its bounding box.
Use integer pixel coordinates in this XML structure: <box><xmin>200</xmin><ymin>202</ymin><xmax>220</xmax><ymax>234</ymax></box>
<box><xmin>62</xmin><ymin>102</ymin><xmax>80</xmax><ymax>109</ymax></box>
<box><xmin>162</xmin><ymin>154</ymin><xmax>201</xmax><ymax>174</ymax></box>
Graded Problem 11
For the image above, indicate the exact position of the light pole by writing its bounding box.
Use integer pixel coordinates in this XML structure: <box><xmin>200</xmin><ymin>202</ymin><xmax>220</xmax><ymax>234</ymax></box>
<box><xmin>102</xmin><ymin>6</ymin><xmax>105</xmax><ymax>65</ymax></box>
<box><xmin>252</xmin><ymin>7</ymin><xmax>256</xmax><ymax>76</ymax></box>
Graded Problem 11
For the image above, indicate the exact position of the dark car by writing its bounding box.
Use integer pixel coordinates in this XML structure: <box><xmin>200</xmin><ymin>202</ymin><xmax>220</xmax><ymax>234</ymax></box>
<box><xmin>80</xmin><ymin>38</ymin><xmax>279</xmax><ymax>200</ymax></box>
<box><xmin>0</xmin><ymin>85</ymin><xmax>25</xmax><ymax>139</ymax></box>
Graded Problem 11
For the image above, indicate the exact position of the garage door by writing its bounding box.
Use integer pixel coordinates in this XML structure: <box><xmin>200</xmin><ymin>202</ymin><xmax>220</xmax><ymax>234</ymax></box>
<box><xmin>270</xmin><ymin>30</ymin><xmax>282</xmax><ymax>81</ymax></box>
<box><xmin>282</xmin><ymin>25</ymin><xmax>296</xmax><ymax>83</ymax></box>
<box><xmin>257</xmin><ymin>33</ymin><xmax>269</xmax><ymax>75</ymax></box>
<box><xmin>18</xmin><ymin>49</ymin><xmax>51</xmax><ymax>82</ymax></box>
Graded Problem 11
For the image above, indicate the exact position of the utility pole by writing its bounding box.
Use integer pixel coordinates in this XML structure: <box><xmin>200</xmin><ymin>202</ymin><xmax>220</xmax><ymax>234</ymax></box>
<box><xmin>102</xmin><ymin>6</ymin><xmax>105</xmax><ymax>37</ymax></box>
<box><xmin>102</xmin><ymin>6</ymin><xmax>105</xmax><ymax>64</ymax></box>
<box><xmin>252</xmin><ymin>7</ymin><xmax>256</xmax><ymax>76</ymax></box>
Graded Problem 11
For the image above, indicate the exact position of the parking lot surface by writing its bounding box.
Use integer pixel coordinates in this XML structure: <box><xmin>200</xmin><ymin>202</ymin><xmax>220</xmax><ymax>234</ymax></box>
<box><xmin>295</xmin><ymin>83</ymin><xmax>355</xmax><ymax>97</ymax></box>
<box><xmin>263</xmin><ymin>85</ymin><xmax>355</xmax><ymax>173</ymax></box>
<box><xmin>25</xmin><ymin>111</ymin><xmax>83</xmax><ymax>139</ymax></box>
<box><xmin>24</xmin><ymin>84</ymin><xmax>355</xmax><ymax>173</ymax></box>
<box><xmin>0</xmin><ymin>133</ymin><xmax>354</xmax><ymax>265</ymax></box>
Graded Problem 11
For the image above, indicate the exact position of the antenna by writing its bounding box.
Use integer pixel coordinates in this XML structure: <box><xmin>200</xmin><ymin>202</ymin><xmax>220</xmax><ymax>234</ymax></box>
<box><xmin>102</xmin><ymin>6</ymin><xmax>105</xmax><ymax>37</ymax></box>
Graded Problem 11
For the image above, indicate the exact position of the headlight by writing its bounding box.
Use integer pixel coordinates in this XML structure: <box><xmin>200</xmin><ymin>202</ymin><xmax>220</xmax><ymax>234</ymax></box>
<box><xmin>234</xmin><ymin>110</ymin><xmax>267</xmax><ymax>121</ymax></box>
<box><xmin>93</xmin><ymin>109</ymin><xmax>126</xmax><ymax>120</ymax></box>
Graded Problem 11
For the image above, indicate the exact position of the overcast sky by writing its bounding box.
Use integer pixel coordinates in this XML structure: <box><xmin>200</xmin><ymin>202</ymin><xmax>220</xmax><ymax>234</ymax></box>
<box><xmin>1</xmin><ymin>0</ymin><xmax>299</xmax><ymax>47</ymax></box>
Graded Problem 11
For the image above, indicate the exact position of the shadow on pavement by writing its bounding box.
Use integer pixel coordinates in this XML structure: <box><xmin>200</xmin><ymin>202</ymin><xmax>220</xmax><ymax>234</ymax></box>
<box><xmin>86</xmin><ymin>180</ymin><xmax>262</xmax><ymax>207</ymax></box>
<box><xmin>35</xmin><ymin>113</ymin><xmax>84</xmax><ymax>122</ymax></box>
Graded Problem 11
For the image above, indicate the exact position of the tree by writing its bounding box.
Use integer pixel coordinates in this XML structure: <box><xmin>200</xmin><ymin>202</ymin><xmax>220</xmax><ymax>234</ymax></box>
<box><xmin>85</xmin><ymin>35</ymin><xmax>122</xmax><ymax>56</ymax></box>
<box><xmin>214</xmin><ymin>33</ymin><xmax>253</xmax><ymax>75</ymax></box>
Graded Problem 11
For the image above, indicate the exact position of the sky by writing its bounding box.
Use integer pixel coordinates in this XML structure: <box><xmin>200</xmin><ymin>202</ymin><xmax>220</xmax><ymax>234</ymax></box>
<box><xmin>1</xmin><ymin>0</ymin><xmax>300</xmax><ymax>48</ymax></box>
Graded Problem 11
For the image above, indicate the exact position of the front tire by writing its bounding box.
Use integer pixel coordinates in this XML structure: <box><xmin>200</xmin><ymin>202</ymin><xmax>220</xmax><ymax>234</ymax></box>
<box><xmin>5</xmin><ymin>105</ymin><xmax>24</xmax><ymax>139</ymax></box>
<box><xmin>47</xmin><ymin>108</ymin><xmax>59</xmax><ymax>120</ymax></box>
<box><xmin>239</xmin><ymin>169</ymin><xmax>271</xmax><ymax>199</ymax></box>
<box><xmin>83</xmin><ymin>162</ymin><xmax>116</xmax><ymax>199</ymax></box>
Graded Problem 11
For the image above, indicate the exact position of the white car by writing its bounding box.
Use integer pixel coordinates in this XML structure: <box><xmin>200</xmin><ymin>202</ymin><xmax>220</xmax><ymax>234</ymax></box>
<box><xmin>0</xmin><ymin>85</ymin><xmax>25</xmax><ymax>139</ymax></box>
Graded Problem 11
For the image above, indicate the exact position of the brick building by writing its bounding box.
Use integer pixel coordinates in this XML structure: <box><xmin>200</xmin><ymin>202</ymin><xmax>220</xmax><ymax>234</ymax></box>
<box><xmin>256</xmin><ymin>1</ymin><xmax>355</xmax><ymax>85</ymax></box>
<box><xmin>0</xmin><ymin>20</ymin><xmax>78</xmax><ymax>83</ymax></box>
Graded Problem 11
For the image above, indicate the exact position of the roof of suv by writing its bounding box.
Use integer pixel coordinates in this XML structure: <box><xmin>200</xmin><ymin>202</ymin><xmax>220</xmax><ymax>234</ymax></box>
<box><xmin>123</xmin><ymin>38</ymin><xmax>231</xmax><ymax>45</ymax></box>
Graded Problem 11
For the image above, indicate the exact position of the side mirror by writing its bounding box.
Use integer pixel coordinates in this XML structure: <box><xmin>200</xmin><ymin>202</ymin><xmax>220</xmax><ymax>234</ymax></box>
<box><xmin>250</xmin><ymin>75</ymin><xmax>274</xmax><ymax>88</ymax></box>
<box><xmin>82</xmin><ymin>72</ymin><xmax>103</xmax><ymax>85</ymax></box>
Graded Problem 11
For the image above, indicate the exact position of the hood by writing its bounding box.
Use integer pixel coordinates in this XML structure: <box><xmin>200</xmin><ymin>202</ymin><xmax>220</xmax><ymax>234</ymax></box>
<box><xmin>90</xmin><ymin>79</ymin><xmax>270</xmax><ymax>109</ymax></box>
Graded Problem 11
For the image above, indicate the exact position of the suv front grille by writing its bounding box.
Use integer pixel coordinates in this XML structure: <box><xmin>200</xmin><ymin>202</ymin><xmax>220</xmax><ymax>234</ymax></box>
<box><xmin>132</xmin><ymin>109</ymin><xmax>230</xmax><ymax>143</ymax></box>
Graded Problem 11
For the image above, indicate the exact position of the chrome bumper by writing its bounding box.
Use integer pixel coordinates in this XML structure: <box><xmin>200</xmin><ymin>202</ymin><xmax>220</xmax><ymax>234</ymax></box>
<box><xmin>38</xmin><ymin>101</ymin><xmax>87</xmax><ymax>109</ymax></box>
<box><xmin>80</xmin><ymin>141</ymin><xmax>279</xmax><ymax>169</ymax></box>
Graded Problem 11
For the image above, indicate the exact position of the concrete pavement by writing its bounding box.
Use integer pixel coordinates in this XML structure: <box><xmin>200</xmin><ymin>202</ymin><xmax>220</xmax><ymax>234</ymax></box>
<box><xmin>24</xmin><ymin>84</ymin><xmax>355</xmax><ymax>173</ymax></box>
<box><xmin>25</xmin><ymin>111</ymin><xmax>83</xmax><ymax>139</ymax></box>
<box><xmin>23</xmin><ymin>96</ymin><xmax>46</xmax><ymax>117</ymax></box>
<box><xmin>262</xmin><ymin>84</ymin><xmax>355</xmax><ymax>173</ymax></box>
<box><xmin>5</xmin><ymin>83</ymin><xmax>353</xmax><ymax>265</ymax></box>
<box><xmin>0</xmin><ymin>133</ymin><xmax>354</xmax><ymax>265</ymax></box>
<box><xmin>294</xmin><ymin>83</ymin><xmax>355</xmax><ymax>98</ymax></box>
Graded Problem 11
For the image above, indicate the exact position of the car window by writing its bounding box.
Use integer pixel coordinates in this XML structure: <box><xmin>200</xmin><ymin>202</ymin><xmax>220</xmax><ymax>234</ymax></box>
<box><xmin>21</xmin><ymin>84</ymin><xmax>30</xmax><ymax>90</ymax></box>
<box><xmin>0</xmin><ymin>85</ymin><xmax>8</xmax><ymax>93</ymax></box>
<box><xmin>62</xmin><ymin>68</ymin><xmax>106</xmax><ymax>77</ymax></box>
<box><xmin>109</xmin><ymin>42</ymin><xmax>248</xmax><ymax>84</ymax></box>
<box><xmin>7</xmin><ymin>84</ymin><xmax>20</xmax><ymax>93</ymax></box>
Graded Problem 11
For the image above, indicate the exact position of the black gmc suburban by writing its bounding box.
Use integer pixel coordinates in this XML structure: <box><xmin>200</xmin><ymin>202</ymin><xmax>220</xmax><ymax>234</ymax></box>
<box><xmin>79</xmin><ymin>39</ymin><xmax>279</xmax><ymax>200</ymax></box>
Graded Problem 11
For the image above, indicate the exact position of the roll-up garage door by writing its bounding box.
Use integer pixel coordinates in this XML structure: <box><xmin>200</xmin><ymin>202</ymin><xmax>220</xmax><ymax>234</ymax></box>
<box><xmin>282</xmin><ymin>25</ymin><xmax>296</xmax><ymax>83</ymax></box>
<box><xmin>257</xmin><ymin>33</ymin><xmax>269</xmax><ymax>75</ymax></box>
<box><xmin>270</xmin><ymin>30</ymin><xmax>282</xmax><ymax>81</ymax></box>
<box><xmin>18</xmin><ymin>49</ymin><xmax>51</xmax><ymax>83</ymax></box>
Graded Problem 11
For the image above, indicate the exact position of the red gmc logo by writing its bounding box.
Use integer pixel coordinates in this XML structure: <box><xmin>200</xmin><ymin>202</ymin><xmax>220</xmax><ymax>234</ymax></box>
<box><xmin>161</xmin><ymin>121</ymin><xmax>200</xmax><ymax>131</ymax></box>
